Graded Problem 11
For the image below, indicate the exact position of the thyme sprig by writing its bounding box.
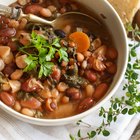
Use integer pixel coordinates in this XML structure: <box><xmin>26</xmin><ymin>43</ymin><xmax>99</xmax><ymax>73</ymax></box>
<box><xmin>70</xmin><ymin>24</ymin><xmax>140</xmax><ymax>140</ymax></box>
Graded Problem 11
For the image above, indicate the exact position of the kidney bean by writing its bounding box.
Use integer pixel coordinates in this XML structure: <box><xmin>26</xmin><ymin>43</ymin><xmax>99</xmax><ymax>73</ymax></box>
<box><xmin>0</xmin><ymin>37</ymin><xmax>9</xmax><ymax>45</ymax></box>
<box><xmin>3</xmin><ymin>62</ymin><xmax>17</xmax><ymax>76</ymax></box>
<box><xmin>7</xmin><ymin>40</ymin><xmax>18</xmax><ymax>51</ymax></box>
<box><xmin>78</xmin><ymin>97</ymin><xmax>95</xmax><ymax>113</ymax></box>
<box><xmin>0</xmin><ymin>28</ymin><xmax>16</xmax><ymax>37</ymax></box>
<box><xmin>8</xmin><ymin>19</ymin><xmax>19</xmax><ymax>28</ymax></box>
<box><xmin>66</xmin><ymin>87</ymin><xmax>81</xmax><ymax>100</ymax></box>
<box><xmin>24</xmin><ymin>4</ymin><xmax>42</xmax><ymax>15</ymax></box>
<box><xmin>20</xmin><ymin>97</ymin><xmax>41</xmax><ymax>109</ymax></box>
<box><xmin>93</xmin><ymin>83</ymin><xmax>108</xmax><ymax>100</ymax></box>
<box><xmin>21</xmin><ymin>78</ymin><xmax>43</xmax><ymax>92</ymax></box>
<box><xmin>106</xmin><ymin>47</ymin><xmax>118</xmax><ymax>60</ymax></box>
<box><xmin>85</xmin><ymin>70</ymin><xmax>97</xmax><ymax>82</ymax></box>
<box><xmin>45</xmin><ymin>98</ymin><xmax>57</xmax><ymax>112</ymax></box>
<box><xmin>105</xmin><ymin>62</ymin><xmax>117</xmax><ymax>74</ymax></box>
<box><xmin>51</xmin><ymin>66</ymin><xmax>61</xmax><ymax>82</ymax></box>
<box><xmin>21</xmin><ymin>108</ymin><xmax>35</xmax><ymax>117</ymax></box>
<box><xmin>54</xmin><ymin>29</ymin><xmax>66</xmax><ymax>38</ymax></box>
<box><xmin>0</xmin><ymin>91</ymin><xmax>15</xmax><ymax>107</ymax></box>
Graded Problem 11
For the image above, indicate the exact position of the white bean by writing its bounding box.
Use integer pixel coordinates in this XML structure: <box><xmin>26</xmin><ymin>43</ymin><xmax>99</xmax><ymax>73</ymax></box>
<box><xmin>14</xmin><ymin>101</ymin><xmax>21</xmax><ymax>112</ymax></box>
<box><xmin>86</xmin><ymin>84</ymin><xmax>95</xmax><ymax>97</ymax></box>
<box><xmin>76</xmin><ymin>53</ymin><xmax>84</xmax><ymax>62</ymax></box>
<box><xmin>0</xmin><ymin>58</ymin><xmax>5</xmax><ymax>71</ymax></box>
<box><xmin>21</xmin><ymin>108</ymin><xmax>35</xmax><ymax>117</ymax></box>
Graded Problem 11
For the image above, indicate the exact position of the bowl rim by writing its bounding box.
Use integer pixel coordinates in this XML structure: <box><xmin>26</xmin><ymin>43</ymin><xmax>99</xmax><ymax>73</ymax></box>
<box><xmin>0</xmin><ymin>0</ymin><xmax>128</xmax><ymax>125</ymax></box>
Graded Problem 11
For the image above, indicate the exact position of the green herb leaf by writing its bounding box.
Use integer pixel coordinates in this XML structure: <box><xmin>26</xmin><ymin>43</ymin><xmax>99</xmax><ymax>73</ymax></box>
<box><xmin>24</xmin><ymin>55</ymin><xmax>38</xmax><ymax>72</ymax></box>
<box><xmin>58</xmin><ymin>47</ymin><xmax>69</xmax><ymax>62</ymax></box>
<box><xmin>77</xmin><ymin>129</ymin><xmax>81</xmax><ymax>137</ymax></box>
<box><xmin>87</xmin><ymin>131</ymin><xmax>96</xmax><ymax>138</ymax></box>
<box><xmin>121</xmin><ymin>108</ymin><xmax>128</xmax><ymax>114</ymax></box>
<box><xmin>38</xmin><ymin>62</ymin><xmax>54</xmax><ymax>78</ymax></box>
<box><xmin>102</xmin><ymin>130</ymin><xmax>110</xmax><ymax>136</ymax></box>
<box><xmin>69</xmin><ymin>134</ymin><xmax>76</xmax><ymax>140</ymax></box>
<box><xmin>52</xmin><ymin>38</ymin><xmax>61</xmax><ymax>48</ymax></box>
<box><xmin>46</xmin><ymin>47</ymin><xmax>56</xmax><ymax>61</ymax></box>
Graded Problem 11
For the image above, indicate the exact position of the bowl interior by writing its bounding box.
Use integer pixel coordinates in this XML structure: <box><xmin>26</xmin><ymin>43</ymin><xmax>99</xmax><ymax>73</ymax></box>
<box><xmin>0</xmin><ymin>0</ymin><xmax>128</xmax><ymax>125</ymax></box>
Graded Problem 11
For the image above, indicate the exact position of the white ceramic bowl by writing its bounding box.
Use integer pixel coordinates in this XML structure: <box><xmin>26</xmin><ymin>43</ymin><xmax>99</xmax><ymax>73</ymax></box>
<box><xmin>0</xmin><ymin>0</ymin><xmax>128</xmax><ymax>126</ymax></box>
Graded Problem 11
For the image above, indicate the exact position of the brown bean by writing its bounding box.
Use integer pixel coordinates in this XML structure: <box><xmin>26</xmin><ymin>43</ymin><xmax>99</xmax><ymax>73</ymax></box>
<box><xmin>10</xmin><ymin>69</ymin><xmax>23</xmax><ymax>80</ymax></box>
<box><xmin>15</xmin><ymin>54</ymin><xmax>27</xmax><ymax>69</ymax></box>
<box><xmin>21</xmin><ymin>78</ymin><xmax>43</xmax><ymax>92</ymax></box>
<box><xmin>9</xmin><ymin>80</ymin><xmax>21</xmax><ymax>93</ymax></box>
<box><xmin>106</xmin><ymin>62</ymin><xmax>117</xmax><ymax>74</ymax></box>
<box><xmin>0</xmin><ymin>46</ymin><xmax>10</xmax><ymax>59</ymax></box>
<box><xmin>40</xmin><ymin>8</ymin><xmax>52</xmax><ymax>17</ymax></box>
<box><xmin>82</xmin><ymin>51</ymin><xmax>91</xmax><ymax>58</ymax></box>
<box><xmin>63</xmin><ymin>25</ymin><xmax>71</xmax><ymax>34</ymax></box>
<box><xmin>24</xmin><ymin>4</ymin><xmax>42</xmax><ymax>15</ymax></box>
<box><xmin>85</xmin><ymin>70</ymin><xmax>97</xmax><ymax>82</ymax></box>
<box><xmin>93</xmin><ymin>83</ymin><xmax>108</xmax><ymax>100</ymax></box>
<box><xmin>0</xmin><ymin>28</ymin><xmax>16</xmax><ymax>37</ymax></box>
<box><xmin>78</xmin><ymin>97</ymin><xmax>95</xmax><ymax>113</ymax></box>
<box><xmin>66</xmin><ymin>88</ymin><xmax>81</xmax><ymax>100</ymax></box>
<box><xmin>106</xmin><ymin>47</ymin><xmax>118</xmax><ymax>60</ymax></box>
<box><xmin>20</xmin><ymin>97</ymin><xmax>41</xmax><ymax>109</ymax></box>
<box><xmin>8</xmin><ymin>40</ymin><xmax>18</xmax><ymax>52</ymax></box>
<box><xmin>21</xmin><ymin>108</ymin><xmax>35</xmax><ymax>117</ymax></box>
<box><xmin>3</xmin><ymin>62</ymin><xmax>17</xmax><ymax>76</ymax></box>
<box><xmin>0</xmin><ymin>91</ymin><xmax>15</xmax><ymax>107</ymax></box>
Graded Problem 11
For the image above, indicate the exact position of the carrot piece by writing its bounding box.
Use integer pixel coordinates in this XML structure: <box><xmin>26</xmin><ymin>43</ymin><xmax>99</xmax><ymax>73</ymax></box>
<box><xmin>69</xmin><ymin>32</ymin><xmax>90</xmax><ymax>52</ymax></box>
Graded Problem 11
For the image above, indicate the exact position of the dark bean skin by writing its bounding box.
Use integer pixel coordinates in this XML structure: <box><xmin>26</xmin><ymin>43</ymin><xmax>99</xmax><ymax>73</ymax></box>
<box><xmin>78</xmin><ymin>97</ymin><xmax>95</xmax><ymax>113</ymax></box>
<box><xmin>54</xmin><ymin>30</ymin><xmax>66</xmax><ymax>38</ymax></box>
<box><xmin>0</xmin><ymin>92</ymin><xmax>15</xmax><ymax>107</ymax></box>
<box><xmin>21</xmin><ymin>78</ymin><xmax>42</xmax><ymax>92</ymax></box>
<box><xmin>0</xmin><ymin>28</ymin><xmax>16</xmax><ymax>37</ymax></box>
<box><xmin>24</xmin><ymin>4</ymin><xmax>42</xmax><ymax>15</ymax></box>
<box><xmin>85</xmin><ymin>70</ymin><xmax>97</xmax><ymax>82</ymax></box>
<box><xmin>3</xmin><ymin>63</ymin><xmax>17</xmax><ymax>76</ymax></box>
<box><xmin>8</xmin><ymin>40</ymin><xmax>18</xmax><ymax>52</ymax></box>
<box><xmin>66</xmin><ymin>87</ymin><xmax>81</xmax><ymax>100</ymax></box>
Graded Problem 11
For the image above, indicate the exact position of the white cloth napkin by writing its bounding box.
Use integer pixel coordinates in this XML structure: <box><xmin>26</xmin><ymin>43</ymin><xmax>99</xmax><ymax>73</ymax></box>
<box><xmin>0</xmin><ymin>40</ymin><xmax>140</xmax><ymax>140</ymax></box>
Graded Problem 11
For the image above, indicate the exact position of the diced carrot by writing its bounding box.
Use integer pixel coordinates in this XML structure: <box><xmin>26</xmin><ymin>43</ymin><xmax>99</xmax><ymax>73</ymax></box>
<box><xmin>69</xmin><ymin>32</ymin><xmax>90</xmax><ymax>53</ymax></box>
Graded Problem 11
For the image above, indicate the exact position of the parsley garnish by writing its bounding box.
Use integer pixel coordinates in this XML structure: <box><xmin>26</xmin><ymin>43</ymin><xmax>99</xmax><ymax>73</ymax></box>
<box><xmin>19</xmin><ymin>31</ymin><xmax>68</xmax><ymax>78</ymax></box>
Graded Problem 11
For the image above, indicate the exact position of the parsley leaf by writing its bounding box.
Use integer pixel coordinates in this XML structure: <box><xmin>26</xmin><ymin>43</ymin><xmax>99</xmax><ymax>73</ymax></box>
<box><xmin>39</xmin><ymin>62</ymin><xmax>54</xmax><ymax>78</ymax></box>
<box><xmin>58</xmin><ymin>47</ymin><xmax>69</xmax><ymax>62</ymax></box>
<box><xmin>20</xmin><ymin>31</ymin><xmax>69</xmax><ymax>78</ymax></box>
<box><xmin>24</xmin><ymin>55</ymin><xmax>38</xmax><ymax>72</ymax></box>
